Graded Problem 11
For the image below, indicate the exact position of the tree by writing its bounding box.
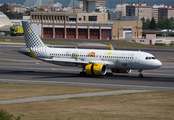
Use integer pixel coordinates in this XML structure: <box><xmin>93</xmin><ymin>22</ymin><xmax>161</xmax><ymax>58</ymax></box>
<box><xmin>157</xmin><ymin>19</ymin><xmax>165</xmax><ymax>29</ymax></box>
<box><xmin>141</xmin><ymin>17</ymin><xmax>146</xmax><ymax>29</ymax></box>
<box><xmin>146</xmin><ymin>18</ymin><xmax>151</xmax><ymax>27</ymax></box>
<box><xmin>157</xmin><ymin>18</ymin><xmax>173</xmax><ymax>29</ymax></box>
<box><xmin>149</xmin><ymin>17</ymin><xmax>156</xmax><ymax>29</ymax></box>
<box><xmin>171</xmin><ymin>17</ymin><xmax>174</xmax><ymax>23</ymax></box>
<box><xmin>141</xmin><ymin>17</ymin><xmax>150</xmax><ymax>29</ymax></box>
<box><xmin>0</xmin><ymin>4</ymin><xmax>9</xmax><ymax>13</ymax></box>
<box><xmin>0</xmin><ymin>109</ymin><xmax>21</xmax><ymax>120</ymax></box>
<box><xmin>171</xmin><ymin>17</ymin><xmax>174</xmax><ymax>28</ymax></box>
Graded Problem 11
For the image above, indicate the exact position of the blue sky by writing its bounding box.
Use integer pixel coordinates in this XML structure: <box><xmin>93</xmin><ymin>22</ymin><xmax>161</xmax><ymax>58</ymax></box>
<box><xmin>0</xmin><ymin>0</ymin><xmax>173</xmax><ymax>7</ymax></box>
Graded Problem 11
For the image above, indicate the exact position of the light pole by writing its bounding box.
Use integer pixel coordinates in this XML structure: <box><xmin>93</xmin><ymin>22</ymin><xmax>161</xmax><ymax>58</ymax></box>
<box><xmin>73</xmin><ymin>0</ymin><xmax>74</xmax><ymax>13</ymax></box>
<box><xmin>138</xmin><ymin>0</ymin><xmax>139</xmax><ymax>20</ymax></box>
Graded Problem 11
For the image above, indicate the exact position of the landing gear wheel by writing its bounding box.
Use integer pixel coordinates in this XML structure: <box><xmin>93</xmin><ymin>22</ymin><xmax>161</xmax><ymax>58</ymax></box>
<box><xmin>138</xmin><ymin>70</ymin><xmax>143</xmax><ymax>78</ymax></box>
<box><xmin>79</xmin><ymin>72</ymin><xmax>86</xmax><ymax>76</ymax></box>
<box><xmin>138</xmin><ymin>74</ymin><xmax>143</xmax><ymax>78</ymax></box>
<box><xmin>79</xmin><ymin>66</ymin><xmax>86</xmax><ymax>76</ymax></box>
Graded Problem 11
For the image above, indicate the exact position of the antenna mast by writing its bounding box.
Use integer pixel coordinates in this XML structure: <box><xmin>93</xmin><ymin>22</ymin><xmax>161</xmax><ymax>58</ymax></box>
<box><xmin>121</xmin><ymin>0</ymin><xmax>123</xmax><ymax>16</ymax></box>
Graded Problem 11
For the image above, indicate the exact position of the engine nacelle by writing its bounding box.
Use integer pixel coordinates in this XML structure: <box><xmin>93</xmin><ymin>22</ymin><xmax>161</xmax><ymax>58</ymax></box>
<box><xmin>111</xmin><ymin>69</ymin><xmax>131</xmax><ymax>74</ymax></box>
<box><xmin>85</xmin><ymin>64</ymin><xmax>107</xmax><ymax>76</ymax></box>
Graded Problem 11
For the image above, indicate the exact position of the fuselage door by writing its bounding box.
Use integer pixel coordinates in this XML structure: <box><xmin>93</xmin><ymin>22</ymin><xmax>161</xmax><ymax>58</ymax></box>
<box><xmin>135</xmin><ymin>53</ymin><xmax>140</xmax><ymax>64</ymax></box>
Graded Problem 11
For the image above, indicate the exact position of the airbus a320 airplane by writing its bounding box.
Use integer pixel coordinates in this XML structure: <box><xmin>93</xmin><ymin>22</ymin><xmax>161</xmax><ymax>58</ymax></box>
<box><xmin>18</xmin><ymin>21</ymin><xmax>162</xmax><ymax>78</ymax></box>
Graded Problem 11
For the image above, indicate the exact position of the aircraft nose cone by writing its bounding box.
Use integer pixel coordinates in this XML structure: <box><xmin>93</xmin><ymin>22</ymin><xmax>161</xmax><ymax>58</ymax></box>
<box><xmin>155</xmin><ymin>60</ymin><xmax>162</xmax><ymax>68</ymax></box>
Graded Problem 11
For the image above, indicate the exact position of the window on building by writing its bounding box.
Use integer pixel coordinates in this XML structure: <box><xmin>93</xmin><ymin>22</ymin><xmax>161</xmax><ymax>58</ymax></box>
<box><xmin>89</xmin><ymin>16</ymin><xmax>97</xmax><ymax>21</ymax></box>
<box><xmin>69</xmin><ymin>18</ymin><xmax>76</xmax><ymax>21</ymax></box>
<box><xmin>40</xmin><ymin>15</ymin><xmax>42</xmax><ymax>20</ymax></box>
<box><xmin>79</xmin><ymin>18</ymin><xmax>81</xmax><ymax>21</ymax></box>
<box><xmin>37</xmin><ymin>15</ymin><xmax>39</xmax><ymax>20</ymax></box>
<box><xmin>66</xmin><ymin>16</ymin><xmax>68</xmax><ymax>21</ymax></box>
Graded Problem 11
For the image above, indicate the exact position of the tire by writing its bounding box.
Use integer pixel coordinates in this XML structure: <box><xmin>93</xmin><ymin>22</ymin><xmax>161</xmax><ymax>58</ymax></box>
<box><xmin>79</xmin><ymin>72</ymin><xmax>86</xmax><ymax>77</ymax></box>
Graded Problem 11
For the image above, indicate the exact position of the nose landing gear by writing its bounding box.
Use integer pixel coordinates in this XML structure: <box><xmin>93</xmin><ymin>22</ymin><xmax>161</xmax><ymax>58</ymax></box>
<box><xmin>138</xmin><ymin>70</ymin><xmax>143</xmax><ymax>78</ymax></box>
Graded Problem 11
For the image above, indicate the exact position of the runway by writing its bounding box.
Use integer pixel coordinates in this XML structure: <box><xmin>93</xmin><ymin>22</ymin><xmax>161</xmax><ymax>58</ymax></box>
<box><xmin>0</xmin><ymin>43</ymin><xmax>174</xmax><ymax>91</ymax></box>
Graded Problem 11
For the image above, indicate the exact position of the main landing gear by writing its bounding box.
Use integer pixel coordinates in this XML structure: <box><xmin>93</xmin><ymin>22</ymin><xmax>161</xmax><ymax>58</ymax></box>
<box><xmin>138</xmin><ymin>70</ymin><xmax>143</xmax><ymax>78</ymax></box>
<box><xmin>79</xmin><ymin>66</ymin><xmax>86</xmax><ymax>76</ymax></box>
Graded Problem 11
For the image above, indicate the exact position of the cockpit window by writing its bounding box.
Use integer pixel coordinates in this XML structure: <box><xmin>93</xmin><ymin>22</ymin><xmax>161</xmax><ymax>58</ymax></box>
<box><xmin>145</xmin><ymin>57</ymin><xmax>156</xmax><ymax>60</ymax></box>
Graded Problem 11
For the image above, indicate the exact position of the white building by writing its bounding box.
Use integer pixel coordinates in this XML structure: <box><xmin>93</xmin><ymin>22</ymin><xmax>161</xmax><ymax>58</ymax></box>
<box><xmin>0</xmin><ymin>11</ymin><xmax>13</xmax><ymax>32</ymax></box>
<box><xmin>136</xmin><ymin>32</ymin><xmax>174</xmax><ymax>45</ymax></box>
<box><xmin>109</xmin><ymin>9</ymin><xmax>121</xmax><ymax>20</ymax></box>
<box><xmin>116</xmin><ymin>3</ymin><xmax>130</xmax><ymax>16</ymax></box>
<box><xmin>95</xmin><ymin>7</ymin><xmax>107</xmax><ymax>12</ymax></box>
<box><xmin>78</xmin><ymin>0</ymin><xmax>98</xmax><ymax>12</ymax></box>
<box><xmin>13</xmin><ymin>6</ymin><xmax>27</xmax><ymax>14</ymax></box>
<box><xmin>52</xmin><ymin>2</ymin><xmax>62</xmax><ymax>8</ymax></box>
<box><xmin>153</xmin><ymin>4</ymin><xmax>165</xmax><ymax>23</ymax></box>
<box><xmin>10</xmin><ymin>16</ymin><xmax>30</xmax><ymax>26</ymax></box>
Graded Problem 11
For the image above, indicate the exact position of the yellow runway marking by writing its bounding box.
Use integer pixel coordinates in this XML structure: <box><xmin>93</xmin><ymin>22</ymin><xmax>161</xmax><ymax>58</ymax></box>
<box><xmin>152</xmin><ymin>71</ymin><xmax>163</xmax><ymax>73</ymax></box>
<box><xmin>51</xmin><ymin>68</ymin><xmax>56</xmax><ymax>70</ymax></box>
<box><xmin>35</xmin><ymin>63</ymin><xmax>40</xmax><ymax>64</ymax></box>
<box><xmin>5</xmin><ymin>39</ymin><xmax>10</xmax><ymax>41</ymax></box>
<box><xmin>168</xmin><ymin>56</ymin><xmax>172</xmax><ymax>57</ymax></box>
<box><xmin>157</xmin><ymin>55</ymin><xmax>161</xmax><ymax>57</ymax></box>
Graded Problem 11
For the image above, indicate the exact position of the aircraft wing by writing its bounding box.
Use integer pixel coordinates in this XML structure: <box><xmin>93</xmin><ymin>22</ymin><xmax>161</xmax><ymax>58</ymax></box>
<box><xmin>40</xmin><ymin>58</ymin><xmax>114</xmax><ymax>65</ymax></box>
<box><xmin>41</xmin><ymin>58</ymin><xmax>89</xmax><ymax>64</ymax></box>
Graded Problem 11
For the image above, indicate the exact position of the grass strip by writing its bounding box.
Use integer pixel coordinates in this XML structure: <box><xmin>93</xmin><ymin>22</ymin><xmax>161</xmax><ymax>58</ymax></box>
<box><xmin>0</xmin><ymin>82</ymin><xmax>123</xmax><ymax>100</ymax></box>
<box><xmin>0</xmin><ymin>60</ymin><xmax>15</xmax><ymax>62</ymax></box>
<box><xmin>0</xmin><ymin>91</ymin><xmax>173</xmax><ymax>120</ymax></box>
<box><xmin>164</xmin><ymin>60</ymin><xmax>174</xmax><ymax>63</ymax></box>
<box><xmin>103</xmin><ymin>41</ymin><xmax>174</xmax><ymax>49</ymax></box>
<box><xmin>0</xmin><ymin>39</ymin><xmax>77</xmax><ymax>45</ymax></box>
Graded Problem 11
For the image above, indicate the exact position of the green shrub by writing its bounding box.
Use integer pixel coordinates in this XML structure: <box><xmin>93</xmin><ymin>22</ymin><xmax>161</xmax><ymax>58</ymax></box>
<box><xmin>169</xmin><ymin>41</ymin><xmax>174</xmax><ymax>46</ymax></box>
<box><xmin>132</xmin><ymin>39</ymin><xmax>136</xmax><ymax>42</ymax></box>
<box><xmin>0</xmin><ymin>109</ymin><xmax>21</xmax><ymax>120</ymax></box>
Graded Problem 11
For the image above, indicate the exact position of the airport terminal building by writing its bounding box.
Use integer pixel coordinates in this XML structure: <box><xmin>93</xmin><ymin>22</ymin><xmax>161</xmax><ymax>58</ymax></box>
<box><xmin>30</xmin><ymin>12</ymin><xmax>142</xmax><ymax>40</ymax></box>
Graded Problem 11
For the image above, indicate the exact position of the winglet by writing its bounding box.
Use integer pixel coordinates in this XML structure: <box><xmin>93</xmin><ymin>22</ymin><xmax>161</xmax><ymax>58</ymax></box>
<box><xmin>109</xmin><ymin>44</ymin><xmax>114</xmax><ymax>50</ymax></box>
<box><xmin>28</xmin><ymin>48</ymin><xmax>36</xmax><ymax>58</ymax></box>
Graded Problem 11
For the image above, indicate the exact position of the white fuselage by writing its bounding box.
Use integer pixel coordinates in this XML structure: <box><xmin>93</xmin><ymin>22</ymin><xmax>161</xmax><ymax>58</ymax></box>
<box><xmin>45</xmin><ymin>47</ymin><xmax>162</xmax><ymax>70</ymax></box>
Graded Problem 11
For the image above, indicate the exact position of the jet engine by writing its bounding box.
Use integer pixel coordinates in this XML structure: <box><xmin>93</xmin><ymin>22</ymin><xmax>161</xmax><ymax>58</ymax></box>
<box><xmin>85</xmin><ymin>64</ymin><xmax>107</xmax><ymax>76</ymax></box>
<box><xmin>111</xmin><ymin>69</ymin><xmax>131</xmax><ymax>74</ymax></box>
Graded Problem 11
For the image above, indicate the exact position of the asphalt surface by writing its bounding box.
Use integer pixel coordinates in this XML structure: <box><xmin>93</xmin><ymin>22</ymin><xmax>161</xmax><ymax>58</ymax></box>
<box><xmin>0</xmin><ymin>42</ymin><xmax>174</xmax><ymax>91</ymax></box>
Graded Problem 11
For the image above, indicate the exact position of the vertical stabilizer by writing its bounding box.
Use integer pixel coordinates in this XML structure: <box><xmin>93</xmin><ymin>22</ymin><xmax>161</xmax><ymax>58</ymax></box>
<box><xmin>22</xmin><ymin>21</ymin><xmax>46</xmax><ymax>48</ymax></box>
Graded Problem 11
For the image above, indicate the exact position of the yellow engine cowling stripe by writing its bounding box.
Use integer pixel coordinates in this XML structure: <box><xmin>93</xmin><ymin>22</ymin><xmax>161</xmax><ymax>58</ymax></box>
<box><xmin>85</xmin><ymin>64</ymin><xmax>106</xmax><ymax>76</ymax></box>
<box><xmin>85</xmin><ymin>64</ymin><xmax>93</xmax><ymax>75</ymax></box>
